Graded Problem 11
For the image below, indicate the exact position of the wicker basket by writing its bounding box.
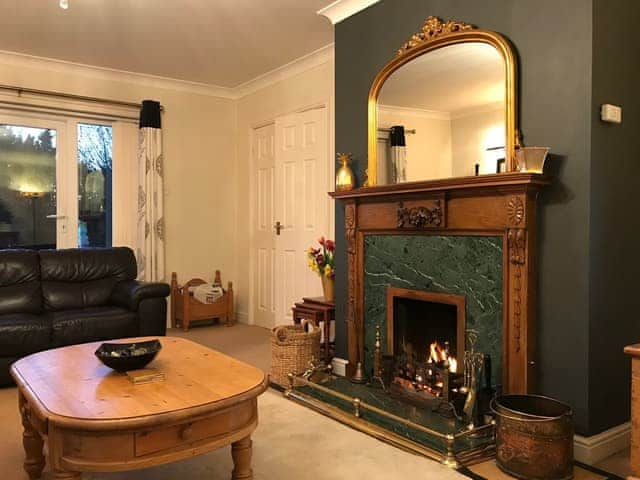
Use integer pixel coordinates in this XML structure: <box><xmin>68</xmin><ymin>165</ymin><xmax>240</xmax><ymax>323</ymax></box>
<box><xmin>270</xmin><ymin>320</ymin><xmax>321</xmax><ymax>387</ymax></box>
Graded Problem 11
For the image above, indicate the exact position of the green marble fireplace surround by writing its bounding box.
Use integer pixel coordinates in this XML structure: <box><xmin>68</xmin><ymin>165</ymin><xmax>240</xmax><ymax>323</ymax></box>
<box><xmin>363</xmin><ymin>234</ymin><xmax>503</xmax><ymax>387</ymax></box>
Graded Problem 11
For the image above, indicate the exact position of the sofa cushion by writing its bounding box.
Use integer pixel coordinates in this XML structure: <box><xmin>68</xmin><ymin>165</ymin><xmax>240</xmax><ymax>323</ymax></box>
<box><xmin>0</xmin><ymin>313</ymin><xmax>51</xmax><ymax>356</ymax></box>
<box><xmin>40</xmin><ymin>247</ymin><xmax>137</xmax><ymax>311</ymax></box>
<box><xmin>0</xmin><ymin>250</ymin><xmax>42</xmax><ymax>314</ymax></box>
<box><xmin>50</xmin><ymin>306</ymin><xmax>138</xmax><ymax>347</ymax></box>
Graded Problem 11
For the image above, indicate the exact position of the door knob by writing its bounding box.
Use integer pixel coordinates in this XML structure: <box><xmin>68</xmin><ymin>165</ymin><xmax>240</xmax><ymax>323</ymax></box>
<box><xmin>274</xmin><ymin>221</ymin><xmax>283</xmax><ymax>235</ymax></box>
<box><xmin>45</xmin><ymin>214</ymin><xmax>67</xmax><ymax>220</ymax></box>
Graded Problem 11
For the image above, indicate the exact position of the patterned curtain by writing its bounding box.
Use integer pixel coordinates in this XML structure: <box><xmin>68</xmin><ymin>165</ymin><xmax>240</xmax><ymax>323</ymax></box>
<box><xmin>390</xmin><ymin>125</ymin><xmax>407</xmax><ymax>183</ymax></box>
<box><xmin>136</xmin><ymin>100</ymin><xmax>165</xmax><ymax>281</ymax></box>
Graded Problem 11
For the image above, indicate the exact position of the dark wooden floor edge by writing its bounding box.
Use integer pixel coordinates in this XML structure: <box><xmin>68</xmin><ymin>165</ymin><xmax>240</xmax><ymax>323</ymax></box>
<box><xmin>269</xmin><ymin>382</ymin><xmax>286</xmax><ymax>393</ymax></box>
<box><xmin>456</xmin><ymin>466</ymin><xmax>487</xmax><ymax>479</ymax></box>
<box><xmin>457</xmin><ymin>461</ymin><xmax>623</xmax><ymax>480</ymax></box>
<box><xmin>574</xmin><ymin>461</ymin><xmax>625</xmax><ymax>480</ymax></box>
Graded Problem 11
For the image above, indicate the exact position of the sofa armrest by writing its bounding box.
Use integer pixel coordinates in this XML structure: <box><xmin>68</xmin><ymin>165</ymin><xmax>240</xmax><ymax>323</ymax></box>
<box><xmin>111</xmin><ymin>280</ymin><xmax>170</xmax><ymax>311</ymax></box>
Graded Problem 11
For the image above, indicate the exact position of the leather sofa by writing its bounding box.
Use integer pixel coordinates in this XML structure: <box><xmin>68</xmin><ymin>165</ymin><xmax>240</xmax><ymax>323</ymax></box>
<box><xmin>0</xmin><ymin>247</ymin><xmax>170</xmax><ymax>386</ymax></box>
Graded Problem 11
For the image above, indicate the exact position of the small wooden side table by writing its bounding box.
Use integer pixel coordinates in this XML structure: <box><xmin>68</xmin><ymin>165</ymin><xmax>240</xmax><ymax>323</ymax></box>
<box><xmin>292</xmin><ymin>297</ymin><xmax>335</xmax><ymax>363</ymax></box>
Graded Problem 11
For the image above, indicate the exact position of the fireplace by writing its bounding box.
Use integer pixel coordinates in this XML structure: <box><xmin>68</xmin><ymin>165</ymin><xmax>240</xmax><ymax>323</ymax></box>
<box><xmin>283</xmin><ymin>173</ymin><xmax>548</xmax><ymax>464</ymax></box>
<box><xmin>384</xmin><ymin>287</ymin><xmax>466</xmax><ymax>402</ymax></box>
<box><xmin>386</xmin><ymin>287</ymin><xmax>466</xmax><ymax>373</ymax></box>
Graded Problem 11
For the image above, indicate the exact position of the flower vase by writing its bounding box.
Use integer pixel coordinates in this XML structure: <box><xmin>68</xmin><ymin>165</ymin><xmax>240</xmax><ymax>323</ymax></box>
<box><xmin>321</xmin><ymin>275</ymin><xmax>335</xmax><ymax>302</ymax></box>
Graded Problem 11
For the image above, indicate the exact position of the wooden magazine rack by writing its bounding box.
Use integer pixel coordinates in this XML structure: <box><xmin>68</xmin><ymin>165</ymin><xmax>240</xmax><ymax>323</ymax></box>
<box><xmin>170</xmin><ymin>270</ymin><xmax>234</xmax><ymax>331</ymax></box>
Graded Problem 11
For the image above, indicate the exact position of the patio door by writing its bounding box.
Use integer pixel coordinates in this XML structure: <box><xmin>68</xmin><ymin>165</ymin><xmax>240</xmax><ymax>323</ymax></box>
<box><xmin>0</xmin><ymin>112</ymin><xmax>114</xmax><ymax>249</ymax></box>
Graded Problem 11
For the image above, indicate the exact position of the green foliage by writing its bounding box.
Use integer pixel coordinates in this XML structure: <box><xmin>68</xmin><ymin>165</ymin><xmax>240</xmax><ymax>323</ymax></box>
<box><xmin>0</xmin><ymin>125</ymin><xmax>56</xmax><ymax>154</ymax></box>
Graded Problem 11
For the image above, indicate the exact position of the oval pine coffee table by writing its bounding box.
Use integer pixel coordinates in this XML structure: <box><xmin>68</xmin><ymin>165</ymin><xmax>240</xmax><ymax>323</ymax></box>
<box><xmin>10</xmin><ymin>337</ymin><xmax>268</xmax><ymax>480</ymax></box>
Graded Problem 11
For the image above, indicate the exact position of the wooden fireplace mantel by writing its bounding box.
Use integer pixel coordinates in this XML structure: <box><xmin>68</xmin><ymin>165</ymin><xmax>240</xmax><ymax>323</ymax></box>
<box><xmin>331</xmin><ymin>172</ymin><xmax>551</xmax><ymax>394</ymax></box>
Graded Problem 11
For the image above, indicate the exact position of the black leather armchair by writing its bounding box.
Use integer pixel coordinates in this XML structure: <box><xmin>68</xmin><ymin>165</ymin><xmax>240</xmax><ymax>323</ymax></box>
<box><xmin>0</xmin><ymin>247</ymin><xmax>170</xmax><ymax>386</ymax></box>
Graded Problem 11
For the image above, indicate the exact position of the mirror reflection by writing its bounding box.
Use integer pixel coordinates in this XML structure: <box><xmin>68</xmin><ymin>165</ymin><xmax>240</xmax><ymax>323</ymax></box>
<box><xmin>376</xmin><ymin>42</ymin><xmax>506</xmax><ymax>184</ymax></box>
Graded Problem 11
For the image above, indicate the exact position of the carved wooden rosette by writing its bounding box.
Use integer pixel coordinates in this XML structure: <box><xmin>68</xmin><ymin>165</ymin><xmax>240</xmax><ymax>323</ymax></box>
<box><xmin>331</xmin><ymin>173</ymin><xmax>548</xmax><ymax>394</ymax></box>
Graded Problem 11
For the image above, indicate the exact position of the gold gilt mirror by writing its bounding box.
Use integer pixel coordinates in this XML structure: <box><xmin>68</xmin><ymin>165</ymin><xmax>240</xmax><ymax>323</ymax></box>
<box><xmin>367</xmin><ymin>17</ymin><xmax>519</xmax><ymax>186</ymax></box>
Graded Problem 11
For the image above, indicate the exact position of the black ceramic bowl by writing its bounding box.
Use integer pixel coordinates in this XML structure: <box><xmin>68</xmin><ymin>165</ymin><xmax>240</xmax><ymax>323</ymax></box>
<box><xmin>95</xmin><ymin>339</ymin><xmax>162</xmax><ymax>372</ymax></box>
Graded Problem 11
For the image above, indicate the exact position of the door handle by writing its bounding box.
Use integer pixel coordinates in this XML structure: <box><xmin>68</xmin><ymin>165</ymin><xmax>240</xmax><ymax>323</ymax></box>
<box><xmin>274</xmin><ymin>221</ymin><xmax>283</xmax><ymax>235</ymax></box>
<box><xmin>46</xmin><ymin>214</ymin><xmax>67</xmax><ymax>220</ymax></box>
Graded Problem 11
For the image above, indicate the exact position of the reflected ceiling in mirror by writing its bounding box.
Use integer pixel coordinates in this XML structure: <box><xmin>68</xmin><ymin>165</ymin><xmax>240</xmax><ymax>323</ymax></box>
<box><xmin>367</xmin><ymin>18</ymin><xmax>519</xmax><ymax>186</ymax></box>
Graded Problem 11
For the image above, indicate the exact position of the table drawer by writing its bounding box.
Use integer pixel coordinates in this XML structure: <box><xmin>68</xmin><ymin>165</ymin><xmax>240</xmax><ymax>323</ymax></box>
<box><xmin>134</xmin><ymin>403</ymin><xmax>254</xmax><ymax>456</ymax></box>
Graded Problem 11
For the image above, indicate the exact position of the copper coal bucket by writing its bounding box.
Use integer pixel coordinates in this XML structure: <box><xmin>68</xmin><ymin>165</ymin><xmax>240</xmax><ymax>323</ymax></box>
<box><xmin>491</xmin><ymin>395</ymin><xmax>574</xmax><ymax>480</ymax></box>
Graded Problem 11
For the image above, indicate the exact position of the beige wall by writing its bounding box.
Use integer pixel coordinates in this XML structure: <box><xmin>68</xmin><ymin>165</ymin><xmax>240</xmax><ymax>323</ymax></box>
<box><xmin>378</xmin><ymin>108</ymin><xmax>452</xmax><ymax>181</ymax></box>
<box><xmin>235</xmin><ymin>61</ymin><xmax>335</xmax><ymax>321</ymax></box>
<box><xmin>0</xmin><ymin>57</ymin><xmax>237</xmax><ymax>290</ymax></box>
<box><xmin>0</xmin><ymin>54</ymin><xmax>335</xmax><ymax>325</ymax></box>
<box><xmin>451</xmin><ymin>108</ymin><xmax>505</xmax><ymax>177</ymax></box>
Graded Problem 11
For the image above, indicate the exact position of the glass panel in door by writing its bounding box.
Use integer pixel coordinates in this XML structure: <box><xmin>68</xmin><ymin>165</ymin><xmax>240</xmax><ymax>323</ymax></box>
<box><xmin>77</xmin><ymin>123</ymin><xmax>113</xmax><ymax>247</ymax></box>
<box><xmin>0</xmin><ymin>124</ymin><xmax>57</xmax><ymax>249</ymax></box>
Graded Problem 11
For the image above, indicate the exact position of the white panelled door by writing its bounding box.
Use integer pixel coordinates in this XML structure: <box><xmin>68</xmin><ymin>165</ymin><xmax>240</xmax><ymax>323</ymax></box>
<box><xmin>251</xmin><ymin>123</ymin><xmax>276</xmax><ymax>328</ymax></box>
<box><xmin>274</xmin><ymin>107</ymin><xmax>329</xmax><ymax>326</ymax></box>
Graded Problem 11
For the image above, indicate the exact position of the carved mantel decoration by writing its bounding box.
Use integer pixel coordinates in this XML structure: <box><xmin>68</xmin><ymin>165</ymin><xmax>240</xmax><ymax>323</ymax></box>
<box><xmin>397</xmin><ymin>200</ymin><xmax>444</xmax><ymax>228</ymax></box>
<box><xmin>397</xmin><ymin>16</ymin><xmax>475</xmax><ymax>55</ymax></box>
<box><xmin>330</xmin><ymin>173</ymin><xmax>550</xmax><ymax>394</ymax></box>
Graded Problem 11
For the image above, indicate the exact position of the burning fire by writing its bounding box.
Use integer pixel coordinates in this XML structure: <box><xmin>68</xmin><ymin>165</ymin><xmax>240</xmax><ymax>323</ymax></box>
<box><xmin>428</xmin><ymin>341</ymin><xmax>458</xmax><ymax>373</ymax></box>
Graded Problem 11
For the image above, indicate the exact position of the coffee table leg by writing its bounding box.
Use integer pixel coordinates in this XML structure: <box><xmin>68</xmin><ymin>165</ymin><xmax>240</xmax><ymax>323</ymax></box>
<box><xmin>19</xmin><ymin>393</ymin><xmax>45</xmax><ymax>480</ymax></box>
<box><xmin>231</xmin><ymin>436</ymin><xmax>253</xmax><ymax>480</ymax></box>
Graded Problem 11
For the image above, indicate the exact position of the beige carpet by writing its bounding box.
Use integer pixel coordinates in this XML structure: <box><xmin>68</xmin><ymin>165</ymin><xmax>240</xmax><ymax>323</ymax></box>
<box><xmin>0</xmin><ymin>323</ymin><xmax>465</xmax><ymax>480</ymax></box>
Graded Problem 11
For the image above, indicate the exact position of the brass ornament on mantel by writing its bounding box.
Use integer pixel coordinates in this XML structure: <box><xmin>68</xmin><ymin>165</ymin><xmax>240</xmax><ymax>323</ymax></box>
<box><xmin>397</xmin><ymin>16</ymin><xmax>475</xmax><ymax>56</ymax></box>
<box><xmin>335</xmin><ymin>153</ymin><xmax>355</xmax><ymax>191</ymax></box>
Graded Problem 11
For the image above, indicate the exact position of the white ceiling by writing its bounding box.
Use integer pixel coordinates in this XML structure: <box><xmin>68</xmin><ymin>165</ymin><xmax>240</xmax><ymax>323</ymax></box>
<box><xmin>379</xmin><ymin>43</ymin><xmax>505</xmax><ymax>115</ymax></box>
<box><xmin>0</xmin><ymin>0</ymin><xmax>335</xmax><ymax>87</ymax></box>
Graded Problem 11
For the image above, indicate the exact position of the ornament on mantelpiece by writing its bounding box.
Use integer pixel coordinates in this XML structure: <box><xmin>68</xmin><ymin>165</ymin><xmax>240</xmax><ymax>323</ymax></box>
<box><xmin>515</xmin><ymin>146</ymin><xmax>550</xmax><ymax>173</ymax></box>
<box><xmin>335</xmin><ymin>153</ymin><xmax>355</xmax><ymax>191</ymax></box>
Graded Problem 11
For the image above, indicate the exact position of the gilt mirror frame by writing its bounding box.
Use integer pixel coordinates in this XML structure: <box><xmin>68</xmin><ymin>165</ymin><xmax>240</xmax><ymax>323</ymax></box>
<box><xmin>367</xmin><ymin>17</ymin><xmax>520</xmax><ymax>186</ymax></box>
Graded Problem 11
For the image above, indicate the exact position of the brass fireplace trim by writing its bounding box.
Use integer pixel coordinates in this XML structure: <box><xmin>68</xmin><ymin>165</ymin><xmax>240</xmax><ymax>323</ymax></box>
<box><xmin>283</xmin><ymin>375</ymin><xmax>496</xmax><ymax>468</ymax></box>
<box><xmin>386</xmin><ymin>287</ymin><xmax>466</xmax><ymax>367</ymax></box>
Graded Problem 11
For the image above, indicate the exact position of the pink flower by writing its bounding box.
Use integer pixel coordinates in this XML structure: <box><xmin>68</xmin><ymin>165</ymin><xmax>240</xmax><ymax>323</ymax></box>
<box><xmin>325</xmin><ymin>239</ymin><xmax>335</xmax><ymax>252</ymax></box>
<box><xmin>318</xmin><ymin>236</ymin><xmax>326</xmax><ymax>247</ymax></box>
<box><xmin>316</xmin><ymin>253</ymin><xmax>324</xmax><ymax>264</ymax></box>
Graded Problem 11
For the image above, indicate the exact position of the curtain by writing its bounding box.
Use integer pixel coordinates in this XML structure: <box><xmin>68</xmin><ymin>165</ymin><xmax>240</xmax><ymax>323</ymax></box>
<box><xmin>136</xmin><ymin>100</ymin><xmax>164</xmax><ymax>281</ymax></box>
<box><xmin>389</xmin><ymin>125</ymin><xmax>407</xmax><ymax>183</ymax></box>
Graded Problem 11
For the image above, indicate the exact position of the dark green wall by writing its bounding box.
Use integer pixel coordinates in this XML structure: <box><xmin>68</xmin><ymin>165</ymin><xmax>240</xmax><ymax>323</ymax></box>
<box><xmin>334</xmin><ymin>0</ymin><xmax>599</xmax><ymax>434</ymax></box>
<box><xmin>588</xmin><ymin>0</ymin><xmax>640</xmax><ymax>433</ymax></box>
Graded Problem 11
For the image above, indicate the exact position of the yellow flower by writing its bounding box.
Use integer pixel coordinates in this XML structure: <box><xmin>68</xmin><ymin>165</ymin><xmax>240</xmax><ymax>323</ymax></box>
<box><xmin>324</xmin><ymin>265</ymin><xmax>332</xmax><ymax>276</ymax></box>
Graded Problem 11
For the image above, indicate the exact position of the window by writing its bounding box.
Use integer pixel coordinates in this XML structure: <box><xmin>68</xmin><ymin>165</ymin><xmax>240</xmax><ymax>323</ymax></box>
<box><xmin>77</xmin><ymin>123</ymin><xmax>113</xmax><ymax>247</ymax></box>
<box><xmin>0</xmin><ymin>123</ymin><xmax>59</xmax><ymax>249</ymax></box>
<box><xmin>0</xmin><ymin>110</ymin><xmax>136</xmax><ymax>250</ymax></box>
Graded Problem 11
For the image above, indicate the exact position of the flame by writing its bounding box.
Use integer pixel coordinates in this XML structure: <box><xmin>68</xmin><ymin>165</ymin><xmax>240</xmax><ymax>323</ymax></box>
<box><xmin>449</xmin><ymin>357</ymin><xmax>458</xmax><ymax>373</ymax></box>
<box><xmin>428</xmin><ymin>341</ymin><xmax>457</xmax><ymax>373</ymax></box>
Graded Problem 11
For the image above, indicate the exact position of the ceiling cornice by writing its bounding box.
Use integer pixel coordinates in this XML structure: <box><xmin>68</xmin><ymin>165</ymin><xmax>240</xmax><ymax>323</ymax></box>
<box><xmin>0</xmin><ymin>45</ymin><xmax>335</xmax><ymax>101</ymax></box>
<box><xmin>317</xmin><ymin>0</ymin><xmax>380</xmax><ymax>25</ymax></box>
<box><xmin>234</xmin><ymin>43</ymin><xmax>334</xmax><ymax>99</ymax></box>
<box><xmin>0</xmin><ymin>49</ymin><xmax>236</xmax><ymax>99</ymax></box>
<box><xmin>378</xmin><ymin>104</ymin><xmax>451</xmax><ymax>121</ymax></box>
